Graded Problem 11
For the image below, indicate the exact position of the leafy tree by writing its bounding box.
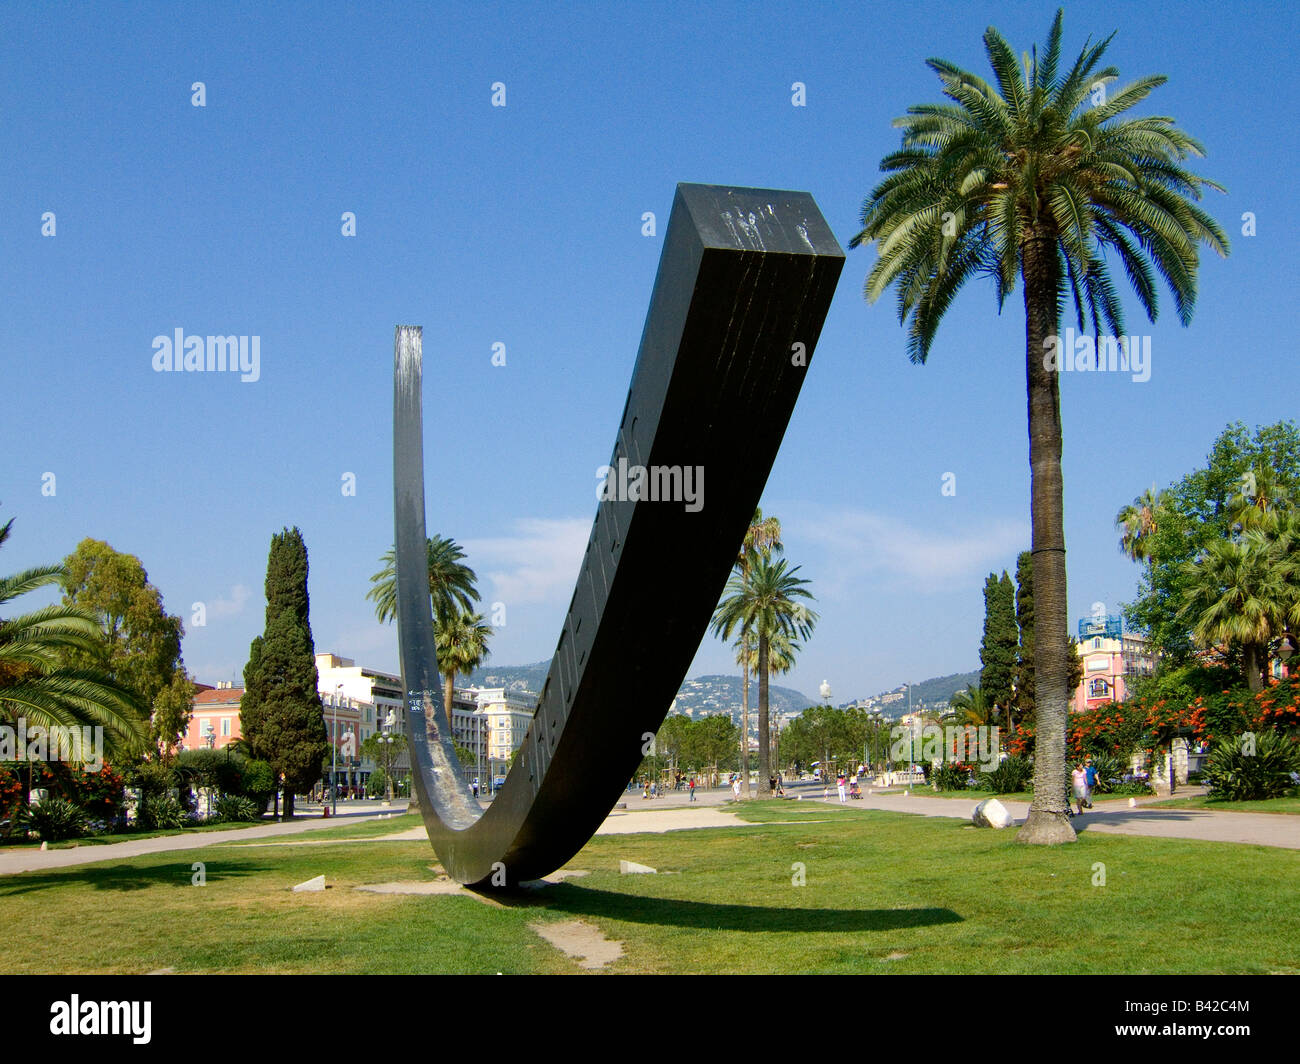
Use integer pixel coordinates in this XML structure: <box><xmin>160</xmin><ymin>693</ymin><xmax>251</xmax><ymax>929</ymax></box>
<box><xmin>850</xmin><ymin>9</ymin><xmax>1228</xmax><ymax>843</ymax></box>
<box><xmin>1123</xmin><ymin>421</ymin><xmax>1300</xmax><ymax>666</ymax></box>
<box><xmin>979</xmin><ymin>571</ymin><xmax>1017</xmax><ymax>716</ymax></box>
<box><xmin>0</xmin><ymin>517</ymin><xmax>147</xmax><ymax>810</ymax></box>
<box><xmin>240</xmin><ymin>528</ymin><xmax>329</xmax><ymax>818</ymax></box>
<box><xmin>59</xmin><ymin>538</ymin><xmax>194</xmax><ymax>756</ymax></box>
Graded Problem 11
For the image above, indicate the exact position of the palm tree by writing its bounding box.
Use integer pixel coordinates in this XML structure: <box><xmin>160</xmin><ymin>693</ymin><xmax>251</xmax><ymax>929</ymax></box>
<box><xmin>435</xmin><ymin>609</ymin><xmax>492</xmax><ymax>729</ymax></box>
<box><xmin>1116</xmin><ymin>485</ymin><xmax>1169</xmax><ymax>565</ymax></box>
<box><xmin>0</xmin><ymin>517</ymin><xmax>148</xmax><ymax>808</ymax></box>
<box><xmin>366</xmin><ymin>534</ymin><xmax>479</xmax><ymax>625</ymax></box>
<box><xmin>1178</xmin><ymin>532</ymin><xmax>1295</xmax><ymax>692</ymax></box>
<box><xmin>946</xmin><ymin>683</ymin><xmax>997</xmax><ymax>727</ymax></box>
<box><xmin>714</xmin><ymin>509</ymin><xmax>784</xmax><ymax>798</ymax></box>
<box><xmin>712</xmin><ymin>555</ymin><xmax>817</xmax><ymax>792</ymax></box>
<box><xmin>737</xmin><ymin>627</ymin><xmax>800</xmax><ymax>779</ymax></box>
<box><xmin>1227</xmin><ymin>464</ymin><xmax>1292</xmax><ymax>535</ymax></box>
<box><xmin>849</xmin><ymin>9</ymin><xmax>1228</xmax><ymax>843</ymax></box>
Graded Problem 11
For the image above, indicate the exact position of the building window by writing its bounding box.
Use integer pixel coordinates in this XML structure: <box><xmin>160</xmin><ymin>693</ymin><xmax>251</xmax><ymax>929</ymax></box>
<box><xmin>221</xmin><ymin>718</ymin><xmax>231</xmax><ymax>737</ymax></box>
<box><xmin>1088</xmin><ymin>678</ymin><xmax>1110</xmax><ymax>699</ymax></box>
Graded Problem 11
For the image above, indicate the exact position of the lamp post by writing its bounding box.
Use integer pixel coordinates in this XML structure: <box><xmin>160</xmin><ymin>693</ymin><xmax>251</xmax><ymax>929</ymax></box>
<box><xmin>331</xmin><ymin>684</ymin><xmax>343</xmax><ymax>816</ymax></box>
<box><xmin>380</xmin><ymin>709</ymin><xmax>397</xmax><ymax>803</ymax></box>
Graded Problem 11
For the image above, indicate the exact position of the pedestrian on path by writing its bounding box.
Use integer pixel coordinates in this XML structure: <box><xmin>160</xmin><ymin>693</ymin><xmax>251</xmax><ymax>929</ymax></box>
<box><xmin>688</xmin><ymin>777</ymin><xmax>697</xmax><ymax>802</ymax></box>
<box><xmin>837</xmin><ymin>773</ymin><xmax>847</xmax><ymax>803</ymax></box>
<box><xmin>1071</xmin><ymin>763</ymin><xmax>1089</xmax><ymax>816</ymax></box>
<box><xmin>732</xmin><ymin>776</ymin><xmax>741</xmax><ymax>800</ymax></box>
<box><xmin>1084</xmin><ymin>756</ymin><xmax>1097</xmax><ymax>809</ymax></box>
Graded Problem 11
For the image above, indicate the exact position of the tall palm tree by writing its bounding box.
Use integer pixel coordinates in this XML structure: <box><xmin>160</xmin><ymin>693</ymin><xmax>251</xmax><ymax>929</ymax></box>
<box><xmin>737</xmin><ymin>628</ymin><xmax>800</xmax><ymax>779</ymax></box>
<box><xmin>713</xmin><ymin>556</ymin><xmax>817</xmax><ymax>791</ymax></box>
<box><xmin>1178</xmin><ymin>532</ymin><xmax>1295</xmax><ymax>692</ymax></box>
<box><xmin>715</xmin><ymin>509</ymin><xmax>784</xmax><ymax>798</ymax></box>
<box><xmin>367</xmin><ymin>534</ymin><xmax>479</xmax><ymax>625</ymax></box>
<box><xmin>850</xmin><ymin>9</ymin><xmax>1228</xmax><ymax>843</ymax></box>
<box><xmin>435</xmin><ymin>609</ymin><xmax>492</xmax><ymax>729</ymax></box>
<box><xmin>0</xmin><ymin>518</ymin><xmax>148</xmax><ymax>806</ymax></box>
<box><xmin>1116</xmin><ymin>485</ymin><xmax>1169</xmax><ymax>565</ymax></box>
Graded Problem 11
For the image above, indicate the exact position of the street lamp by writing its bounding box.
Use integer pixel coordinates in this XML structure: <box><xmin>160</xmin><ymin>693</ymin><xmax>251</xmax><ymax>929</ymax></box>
<box><xmin>379</xmin><ymin>709</ymin><xmax>397</xmax><ymax>803</ymax></box>
<box><xmin>331</xmin><ymin>684</ymin><xmax>344</xmax><ymax>816</ymax></box>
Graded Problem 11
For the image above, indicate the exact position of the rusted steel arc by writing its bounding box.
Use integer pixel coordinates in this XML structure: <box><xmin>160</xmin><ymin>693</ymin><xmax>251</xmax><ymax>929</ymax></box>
<box><xmin>394</xmin><ymin>184</ymin><xmax>844</xmax><ymax>887</ymax></box>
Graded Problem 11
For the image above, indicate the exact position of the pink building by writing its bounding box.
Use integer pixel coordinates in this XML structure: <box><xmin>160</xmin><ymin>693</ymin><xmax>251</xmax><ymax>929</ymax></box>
<box><xmin>1071</xmin><ymin>615</ymin><xmax>1156</xmax><ymax>713</ymax></box>
<box><xmin>183</xmin><ymin>682</ymin><xmax>245</xmax><ymax>750</ymax></box>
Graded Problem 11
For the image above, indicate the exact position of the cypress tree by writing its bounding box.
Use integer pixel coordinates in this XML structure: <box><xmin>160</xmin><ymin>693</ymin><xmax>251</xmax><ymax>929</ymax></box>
<box><xmin>1013</xmin><ymin>550</ymin><xmax>1036</xmax><ymax>730</ymax></box>
<box><xmin>979</xmin><ymin>571</ymin><xmax>1017</xmax><ymax>717</ymax></box>
<box><xmin>240</xmin><ymin>528</ymin><xmax>329</xmax><ymax>818</ymax></box>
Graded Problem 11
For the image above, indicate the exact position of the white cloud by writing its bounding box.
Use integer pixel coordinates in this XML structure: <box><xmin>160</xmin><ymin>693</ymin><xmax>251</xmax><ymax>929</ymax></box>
<box><xmin>790</xmin><ymin>507</ymin><xmax>1028</xmax><ymax>593</ymax></box>
<box><xmin>462</xmin><ymin>517</ymin><xmax>590</xmax><ymax>606</ymax></box>
<box><xmin>205</xmin><ymin>583</ymin><xmax>252</xmax><ymax>620</ymax></box>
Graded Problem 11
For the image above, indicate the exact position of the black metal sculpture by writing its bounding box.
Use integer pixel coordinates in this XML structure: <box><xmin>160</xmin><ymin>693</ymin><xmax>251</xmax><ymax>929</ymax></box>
<box><xmin>394</xmin><ymin>183</ymin><xmax>843</xmax><ymax>886</ymax></box>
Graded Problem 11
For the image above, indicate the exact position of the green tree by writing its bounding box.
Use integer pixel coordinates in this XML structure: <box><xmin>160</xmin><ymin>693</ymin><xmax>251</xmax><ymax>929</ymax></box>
<box><xmin>240</xmin><ymin>528</ymin><xmax>329</xmax><ymax>819</ymax></box>
<box><xmin>0</xmin><ymin>518</ymin><xmax>148</xmax><ymax>807</ymax></box>
<box><xmin>1012</xmin><ymin>551</ymin><xmax>1034</xmax><ymax>729</ymax></box>
<box><xmin>1123</xmin><ymin>421</ymin><xmax>1300</xmax><ymax>664</ymax></box>
<box><xmin>979</xmin><ymin>571</ymin><xmax>1017</xmax><ymax>718</ymax></box>
<box><xmin>1116</xmin><ymin>485</ymin><xmax>1170</xmax><ymax>566</ymax></box>
<box><xmin>712</xmin><ymin>555</ymin><xmax>817</xmax><ymax>793</ymax></box>
<box><xmin>59</xmin><ymin>538</ymin><xmax>194</xmax><ymax>757</ymax></box>
<box><xmin>850</xmin><ymin>9</ymin><xmax>1228</xmax><ymax>843</ymax></box>
<box><xmin>366</xmin><ymin>534</ymin><xmax>479</xmax><ymax>625</ymax></box>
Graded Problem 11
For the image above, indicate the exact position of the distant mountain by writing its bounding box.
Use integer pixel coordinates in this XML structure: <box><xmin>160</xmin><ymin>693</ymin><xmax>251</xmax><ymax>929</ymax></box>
<box><xmin>849</xmin><ymin>669</ymin><xmax>981</xmax><ymax>716</ymax></box>
<box><xmin>467</xmin><ymin>662</ymin><xmax>815</xmax><ymax>721</ymax></box>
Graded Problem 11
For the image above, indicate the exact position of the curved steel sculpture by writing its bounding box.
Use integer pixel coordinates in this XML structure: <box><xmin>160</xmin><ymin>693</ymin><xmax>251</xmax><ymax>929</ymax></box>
<box><xmin>394</xmin><ymin>183</ymin><xmax>844</xmax><ymax>886</ymax></box>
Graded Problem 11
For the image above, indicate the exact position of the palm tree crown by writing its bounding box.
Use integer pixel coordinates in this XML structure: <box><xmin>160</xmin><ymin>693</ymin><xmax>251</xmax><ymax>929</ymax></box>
<box><xmin>367</xmin><ymin>534</ymin><xmax>479</xmax><ymax>625</ymax></box>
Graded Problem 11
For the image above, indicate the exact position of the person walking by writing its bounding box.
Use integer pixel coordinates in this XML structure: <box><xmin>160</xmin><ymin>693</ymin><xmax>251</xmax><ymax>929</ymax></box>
<box><xmin>1071</xmin><ymin>763</ymin><xmax>1089</xmax><ymax>816</ymax></box>
<box><xmin>731</xmin><ymin>775</ymin><xmax>741</xmax><ymax>800</ymax></box>
<box><xmin>688</xmin><ymin>777</ymin><xmax>697</xmax><ymax>802</ymax></box>
<box><xmin>836</xmin><ymin>772</ymin><xmax>847</xmax><ymax>804</ymax></box>
<box><xmin>1084</xmin><ymin>756</ymin><xmax>1098</xmax><ymax>809</ymax></box>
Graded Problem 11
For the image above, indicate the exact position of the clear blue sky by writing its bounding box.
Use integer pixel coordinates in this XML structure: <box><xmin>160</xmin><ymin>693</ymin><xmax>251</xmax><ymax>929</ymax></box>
<box><xmin>2</xmin><ymin>0</ymin><xmax>1295</xmax><ymax>703</ymax></box>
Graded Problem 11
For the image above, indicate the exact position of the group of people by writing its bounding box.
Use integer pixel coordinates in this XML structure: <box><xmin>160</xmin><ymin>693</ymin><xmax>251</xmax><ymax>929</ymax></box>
<box><xmin>1070</xmin><ymin>755</ymin><xmax>1100</xmax><ymax>815</ymax></box>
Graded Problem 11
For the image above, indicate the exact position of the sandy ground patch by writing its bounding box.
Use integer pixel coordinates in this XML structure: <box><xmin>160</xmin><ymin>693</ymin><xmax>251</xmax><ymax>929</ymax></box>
<box><xmin>530</xmin><ymin>919</ymin><xmax>624</xmax><ymax>969</ymax></box>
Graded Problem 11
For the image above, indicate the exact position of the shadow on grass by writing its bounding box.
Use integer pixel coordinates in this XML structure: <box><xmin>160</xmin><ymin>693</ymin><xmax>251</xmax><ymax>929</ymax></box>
<box><xmin>496</xmin><ymin>883</ymin><xmax>963</xmax><ymax>934</ymax></box>
<box><xmin>0</xmin><ymin>860</ymin><xmax>270</xmax><ymax>895</ymax></box>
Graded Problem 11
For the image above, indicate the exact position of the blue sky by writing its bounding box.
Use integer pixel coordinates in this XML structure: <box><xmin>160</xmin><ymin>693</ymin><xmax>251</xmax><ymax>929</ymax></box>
<box><xmin>2</xmin><ymin>0</ymin><xmax>1296</xmax><ymax>704</ymax></box>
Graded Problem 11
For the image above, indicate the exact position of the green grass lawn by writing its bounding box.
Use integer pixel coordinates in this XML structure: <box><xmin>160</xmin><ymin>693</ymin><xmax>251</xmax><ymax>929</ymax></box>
<box><xmin>0</xmin><ymin>818</ymin><xmax>268</xmax><ymax>851</ymax></box>
<box><xmin>1142</xmin><ymin>794</ymin><xmax>1300</xmax><ymax>815</ymax></box>
<box><xmin>1</xmin><ymin>801</ymin><xmax>1295</xmax><ymax>974</ymax></box>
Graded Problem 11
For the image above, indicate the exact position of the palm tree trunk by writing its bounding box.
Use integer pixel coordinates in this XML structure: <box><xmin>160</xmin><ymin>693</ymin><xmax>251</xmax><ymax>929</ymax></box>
<box><xmin>1244</xmin><ymin>644</ymin><xmax>1265</xmax><ymax>693</ymax></box>
<box><xmin>740</xmin><ymin>652</ymin><xmax>751</xmax><ymax>798</ymax></box>
<box><xmin>1017</xmin><ymin>234</ymin><xmax>1077</xmax><ymax>845</ymax></box>
<box><xmin>757</xmin><ymin>634</ymin><xmax>771</xmax><ymax>793</ymax></box>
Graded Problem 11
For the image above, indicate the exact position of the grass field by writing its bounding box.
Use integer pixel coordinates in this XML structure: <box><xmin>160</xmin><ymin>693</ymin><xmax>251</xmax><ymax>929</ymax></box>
<box><xmin>1141</xmin><ymin>795</ymin><xmax>1300</xmax><ymax>815</ymax></box>
<box><xmin>2</xmin><ymin>802</ymin><xmax>1296</xmax><ymax>974</ymax></box>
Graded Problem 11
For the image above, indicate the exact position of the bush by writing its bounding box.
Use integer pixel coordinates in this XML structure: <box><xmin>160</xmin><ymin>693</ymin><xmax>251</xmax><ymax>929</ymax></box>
<box><xmin>18</xmin><ymin>797</ymin><xmax>88</xmax><ymax>841</ymax></box>
<box><xmin>366</xmin><ymin>769</ymin><xmax>389</xmax><ymax>798</ymax></box>
<box><xmin>977</xmin><ymin>756</ymin><xmax>1033</xmax><ymax>794</ymax></box>
<box><xmin>213</xmin><ymin>794</ymin><xmax>260</xmax><ymax>822</ymax></box>
<box><xmin>136</xmin><ymin>792</ymin><xmax>186</xmax><ymax>830</ymax></box>
<box><xmin>1202</xmin><ymin>732</ymin><xmax>1300</xmax><ymax>801</ymax></box>
<box><xmin>1108</xmin><ymin>781</ymin><xmax>1153</xmax><ymax>795</ymax></box>
<box><xmin>239</xmin><ymin>760</ymin><xmax>276</xmax><ymax>811</ymax></box>
<box><xmin>931</xmin><ymin>762</ymin><xmax>973</xmax><ymax>791</ymax></box>
<box><xmin>1088</xmin><ymin>754</ymin><xmax>1126</xmax><ymax>794</ymax></box>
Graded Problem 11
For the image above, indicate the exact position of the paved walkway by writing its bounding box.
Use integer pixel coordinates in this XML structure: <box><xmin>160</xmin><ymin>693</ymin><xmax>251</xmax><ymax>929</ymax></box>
<box><xmin>0</xmin><ymin>803</ymin><xmax>407</xmax><ymax>876</ymax></box>
<box><xmin>2</xmin><ymin>784</ymin><xmax>1295</xmax><ymax>876</ymax></box>
<box><xmin>792</xmin><ymin>786</ymin><xmax>1300</xmax><ymax>849</ymax></box>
